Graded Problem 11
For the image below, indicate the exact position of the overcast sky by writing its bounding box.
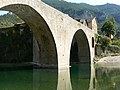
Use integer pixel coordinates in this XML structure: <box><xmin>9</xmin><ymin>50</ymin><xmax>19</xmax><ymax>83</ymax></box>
<box><xmin>64</xmin><ymin>0</ymin><xmax>120</xmax><ymax>5</ymax></box>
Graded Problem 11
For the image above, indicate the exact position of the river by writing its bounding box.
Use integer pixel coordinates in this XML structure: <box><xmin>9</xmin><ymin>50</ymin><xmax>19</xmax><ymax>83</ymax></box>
<box><xmin>0</xmin><ymin>63</ymin><xmax>120</xmax><ymax>90</ymax></box>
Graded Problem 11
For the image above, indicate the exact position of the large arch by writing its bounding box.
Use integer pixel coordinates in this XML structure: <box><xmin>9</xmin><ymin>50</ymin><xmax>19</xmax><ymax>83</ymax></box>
<box><xmin>70</xmin><ymin>29</ymin><xmax>91</xmax><ymax>64</ymax></box>
<box><xmin>0</xmin><ymin>3</ymin><xmax>58</xmax><ymax>67</ymax></box>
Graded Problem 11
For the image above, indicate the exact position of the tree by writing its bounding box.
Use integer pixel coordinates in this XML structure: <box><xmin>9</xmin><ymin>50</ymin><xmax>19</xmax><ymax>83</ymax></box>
<box><xmin>101</xmin><ymin>17</ymin><xmax>116</xmax><ymax>38</ymax></box>
<box><xmin>99</xmin><ymin>36</ymin><xmax>111</xmax><ymax>53</ymax></box>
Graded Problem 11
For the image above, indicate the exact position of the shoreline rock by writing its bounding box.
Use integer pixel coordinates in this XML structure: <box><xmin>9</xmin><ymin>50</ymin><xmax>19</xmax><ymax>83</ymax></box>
<box><xmin>95</xmin><ymin>56</ymin><xmax>120</xmax><ymax>68</ymax></box>
<box><xmin>97</xmin><ymin>56</ymin><xmax>120</xmax><ymax>63</ymax></box>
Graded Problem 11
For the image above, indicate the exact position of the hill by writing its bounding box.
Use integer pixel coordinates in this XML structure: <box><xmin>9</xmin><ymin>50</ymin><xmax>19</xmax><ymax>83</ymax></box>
<box><xmin>0</xmin><ymin>13</ymin><xmax>23</xmax><ymax>28</ymax></box>
<box><xmin>42</xmin><ymin>0</ymin><xmax>120</xmax><ymax>22</ymax></box>
<box><xmin>42</xmin><ymin>0</ymin><xmax>120</xmax><ymax>33</ymax></box>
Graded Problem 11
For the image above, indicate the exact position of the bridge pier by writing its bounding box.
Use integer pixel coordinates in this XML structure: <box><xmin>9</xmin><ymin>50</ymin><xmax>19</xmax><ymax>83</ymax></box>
<box><xmin>33</xmin><ymin>35</ymin><xmax>40</xmax><ymax>65</ymax></box>
<box><xmin>56</xmin><ymin>37</ymin><xmax>71</xmax><ymax>69</ymax></box>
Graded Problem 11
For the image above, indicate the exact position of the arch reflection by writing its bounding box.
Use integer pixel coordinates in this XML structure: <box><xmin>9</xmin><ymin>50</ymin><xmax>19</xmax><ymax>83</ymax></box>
<box><xmin>70</xmin><ymin>64</ymin><xmax>91</xmax><ymax>90</ymax></box>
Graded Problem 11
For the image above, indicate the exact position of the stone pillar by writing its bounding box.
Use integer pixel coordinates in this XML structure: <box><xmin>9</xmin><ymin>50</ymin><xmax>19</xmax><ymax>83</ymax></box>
<box><xmin>56</xmin><ymin>34</ymin><xmax>71</xmax><ymax>69</ymax></box>
<box><xmin>33</xmin><ymin>35</ymin><xmax>40</xmax><ymax>65</ymax></box>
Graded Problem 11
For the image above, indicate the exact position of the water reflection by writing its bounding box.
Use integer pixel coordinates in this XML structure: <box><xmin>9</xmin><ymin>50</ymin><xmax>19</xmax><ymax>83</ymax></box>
<box><xmin>95</xmin><ymin>65</ymin><xmax>120</xmax><ymax>90</ymax></box>
<box><xmin>70</xmin><ymin>64</ymin><xmax>91</xmax><ymax>90</ymax></box>
<box><xmin>33</xmin><ymin>69</ymin><xmax>58</xmax><ymax>90</ymax></box>
<box><xmin>33</xmin><ymin>63</ymin><xmax>91</xmax><ymax>90</ymax></box>
<box><xmin>0</xmin><ymin>63</ymin><xmax>101</xmax><ymax>90</ymax></box>
<box><xmin>2</xmin><ymin>63</ymin><xmax>120</xmax><ymax>90</ymax></box>
<box><xmin>89</xmin><ymin>64</ymin><xmax>96</xmax><ymax>90</ymax></box>
<box><xmin>0</xmin><ymin>70</ymin><xmax>33</xmax><ymax>90</ymax></box>
<box><xmin>57</xmin><ymin>68</ymin><xmax>72</xmax><ymax>90</ymax></box>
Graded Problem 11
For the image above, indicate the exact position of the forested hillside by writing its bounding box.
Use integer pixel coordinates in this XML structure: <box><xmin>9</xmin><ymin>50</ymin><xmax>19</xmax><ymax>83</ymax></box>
<box><xmin>42</xmin><ymin>0</ymin><xmax>120</xmax><ymax>33</ymax></box>
<box><xmin>0</xmin><ymin>13</ymin><xmax>23</xmax><ymax>28</ymax></box>
<box><xmin>42</xmin><ymin>0</ymin><xmax>120</xmax><ymax>22</ymax></box>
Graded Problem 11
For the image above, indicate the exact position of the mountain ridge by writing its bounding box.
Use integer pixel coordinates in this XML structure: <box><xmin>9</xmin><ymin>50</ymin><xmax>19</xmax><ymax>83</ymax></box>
<box><xmin>42</xmin><ymin>0</ymin><xmax>120</xmax><ymax>24</ymax></box>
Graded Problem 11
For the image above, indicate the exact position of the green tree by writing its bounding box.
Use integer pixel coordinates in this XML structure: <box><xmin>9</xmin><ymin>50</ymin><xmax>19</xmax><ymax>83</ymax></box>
<box><xmin>99</xmin><ymin>36</ymin><xmax>111</xmax><ymax>53</ymax></box>
<box><xmin>101</xmin><ymin>17</ymin><xmax>116</xmax><ymax>38</ymax></box>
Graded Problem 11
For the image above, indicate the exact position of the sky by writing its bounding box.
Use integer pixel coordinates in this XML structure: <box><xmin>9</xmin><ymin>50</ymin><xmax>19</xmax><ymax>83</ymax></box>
<box><xmin>0</xmin><ymin>11</ymin><xmax>8</xmax><ymax>15</ymax></box>
<box><xmin>64</xmin><ymin>0</ymin><xmax>120</xmax><ymax>5</ymax></box>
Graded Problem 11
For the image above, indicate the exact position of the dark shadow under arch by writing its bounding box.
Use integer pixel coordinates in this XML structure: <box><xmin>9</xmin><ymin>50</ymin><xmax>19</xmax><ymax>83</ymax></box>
<box><xmin>0</xmin><ymin>4</ymin><xmax>58</xmax><ymax>67</ymax></box>
<box><xmin>70</xmin><ymin>29</ymin><xmax>91</xmax><ymax>90</ymax></box>
<box><xmin>70</xmin><ymin>29</ymin><xmax>91</xmax><ymax>64</ymax></box>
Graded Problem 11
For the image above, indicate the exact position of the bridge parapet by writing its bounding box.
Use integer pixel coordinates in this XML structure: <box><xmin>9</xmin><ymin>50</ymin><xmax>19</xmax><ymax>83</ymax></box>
<box><xmin>75</xmin><ymin>17</ymin><xmax>97</xmax><ymax>34</ymax></box>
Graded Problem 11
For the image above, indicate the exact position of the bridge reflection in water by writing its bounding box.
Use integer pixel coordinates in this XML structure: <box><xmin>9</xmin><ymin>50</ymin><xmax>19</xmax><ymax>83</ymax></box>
<box><xmin>57</xmin><ymin>68</ymin><xmax>72</xmax><ymax>90</ymax></box>
<box><xmin>1</xmin><ymin>63</ymin><xmax>120</xmax><ymax>90</ymax></box>
<box><xmin>0</xmin><ymin>64</ymin><xmax>97</xmax><ymax>90</ymax></box>
<box><xmin>33</xmin><ymin>63</ymin><xmax>96</xmax><ymax>90</ymax></box>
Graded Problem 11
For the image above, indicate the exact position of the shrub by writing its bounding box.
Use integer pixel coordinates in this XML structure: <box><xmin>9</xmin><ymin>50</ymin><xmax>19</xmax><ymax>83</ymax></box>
<box><xmin>111</xmin><ymin>39</ymin><xmax>120</xmax><ymax>48</ymax></box>
<box><xmin>107</xmin><ymin>45</ymin><xmax>120</xmax><ymax>53</ymax></box>
<box><xmin>99</xmin><ymin>36</ymin><xmax>111</xmax><ymax>53</ymax></box>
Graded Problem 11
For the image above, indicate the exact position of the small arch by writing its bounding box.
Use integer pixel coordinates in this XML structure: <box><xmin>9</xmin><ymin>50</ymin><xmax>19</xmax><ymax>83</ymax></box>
<box><xmin>70</xmin><ymin>29</ymin><xmax>91</xmax><ymax>64</ymax></box>
<box><xmin>70</xmin><ymin>29</ymin><xmax>91</xmax><ymax>90</ymax></box>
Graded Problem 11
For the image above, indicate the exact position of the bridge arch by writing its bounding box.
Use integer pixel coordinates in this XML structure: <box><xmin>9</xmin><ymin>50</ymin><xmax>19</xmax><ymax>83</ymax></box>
<box><xmin>0</xmin><ymin>2</ymin><xmax>58</xmax><ymax>67</ymax></box>
<box><xmin>70</xmin><ymin>29</ymin><xmax>91</xmax><ymax>64</ymax></box>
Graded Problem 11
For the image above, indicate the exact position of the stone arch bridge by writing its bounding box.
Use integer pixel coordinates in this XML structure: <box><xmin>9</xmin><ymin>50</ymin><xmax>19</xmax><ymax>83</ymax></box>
<box><xmin>0</xmin><ymin>0</ymin><xmax>97</xmax><ymax>69</ymax></box>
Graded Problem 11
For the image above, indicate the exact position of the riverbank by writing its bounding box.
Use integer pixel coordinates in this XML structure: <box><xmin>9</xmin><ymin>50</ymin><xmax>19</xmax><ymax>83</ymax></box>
<box><xmin>95</xmin><ymin>56</ymin><xmax>120</xmax><ymax>68</ymax></box>
<box><xmin>97</xmin><ymin>56</ymin><xmax>120</xmax><ymax>63</ymax></box>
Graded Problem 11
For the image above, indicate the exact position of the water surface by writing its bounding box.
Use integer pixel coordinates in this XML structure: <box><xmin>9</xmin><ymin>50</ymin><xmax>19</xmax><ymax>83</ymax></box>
<box><xmin>95</xmin><ymin>66</ymin><xmax>120</xmax><ymax>90</ymax></box>
<box><xmin>1</xmin><ymin>63</ymin><xmax>120</xmax><ymax>90</ymax></box>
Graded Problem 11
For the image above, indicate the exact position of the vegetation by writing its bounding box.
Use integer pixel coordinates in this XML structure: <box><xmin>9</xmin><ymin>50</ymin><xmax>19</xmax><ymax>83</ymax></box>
<box><xmin>0</xmin><ymin>12</ymin><xmax>33</xmax><ymax>63</ymax></box>
<box><xmin>97</xmin><ymin>35</ymin><xmax>111</xmax><ymax>53</ymax></box>
<box><xmin>111</xmin><ymin>39</ymin><xmax>120</xmax><ymax>48</ymax></box>
<box><xmin>0</xmin><ymin>12</ymin><xmax>23</xmax><ymax>28</ymax></box>
<box><xmin>108</xmin><ymin>45</ymin><xmax>120</xmax><ymax>53</ymax></box>
<box><xmin>101</xmin><ymin>17</ymin><xmax>116</xmax><ymax>38</ymax></box>
<box><xmin>42</xmin><ymin>0</ymin><xmax>120</xmax><ymax>34</ymax></box>
<box><xmin>96</xmin><ymin>17</ymin><xmax>120</xmax><ymax>55</ymax></box>
<box><xmin>0</xmin><ymin>23</ymin><xmax>33</xmax><ymax>63</ymax></box>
